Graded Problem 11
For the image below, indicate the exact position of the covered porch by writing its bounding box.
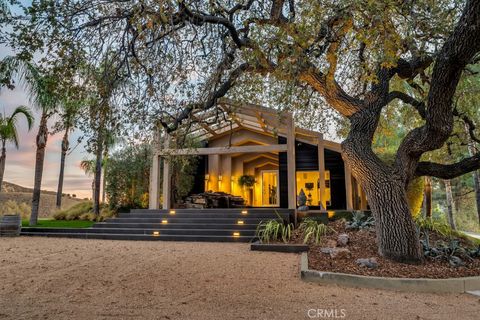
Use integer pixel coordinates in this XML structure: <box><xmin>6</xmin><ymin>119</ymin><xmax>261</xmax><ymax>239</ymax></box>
<box><xmin>149</xmin><ymin>99</ymin><xmax>367</xmax><ymax>211</ymax></box>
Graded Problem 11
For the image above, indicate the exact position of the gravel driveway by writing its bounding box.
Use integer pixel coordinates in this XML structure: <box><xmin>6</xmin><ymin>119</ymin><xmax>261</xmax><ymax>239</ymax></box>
<box><xmin>0</xmin><ymin>238</ymin><xmax>478</xmax><ymax>320</ymax></box>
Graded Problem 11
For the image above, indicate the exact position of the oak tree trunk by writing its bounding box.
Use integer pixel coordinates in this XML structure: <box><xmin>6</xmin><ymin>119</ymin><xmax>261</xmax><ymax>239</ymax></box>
<box><xmin>444</xmin><ymin>180</ymin><xmax>457</xmax><ymax>230</ymax></box>
<box><xmin>56</xmin><ymin>129</ymin><xmax>70</xmax><ymax>209</ymax></box>
<box><xmin>343</xmin><ymin>109</ymin><xmax>423</xmax><ymax>263</ymax></box>
<box><xmin>30</xmin><ymin>113</ymin><xmax>48</xmax><ymax>226</ymax></box>
<box><xmin>0</xmin><ymin>140</ymin><xmax>6</xmax><ymax>193</ymax></box>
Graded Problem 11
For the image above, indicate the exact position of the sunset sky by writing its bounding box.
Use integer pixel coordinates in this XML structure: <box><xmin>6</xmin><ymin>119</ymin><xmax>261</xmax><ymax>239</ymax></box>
<box><xmin>1</xmin><ymin>46</ymin><xmax>93</xmax><ymax>199</ymax></box>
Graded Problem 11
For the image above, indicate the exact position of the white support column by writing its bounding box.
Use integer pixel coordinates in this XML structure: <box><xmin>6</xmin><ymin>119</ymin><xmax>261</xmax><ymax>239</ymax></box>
<box><xmin>149</xmin><ymin>154</ymin><xmax>161</xmax><ymax>209</ymax></box>
<box><xmin>317</xmin><ymin>133</ymin><xmax>326</xmax><ymax>210</ymax></box>
<box><xmin>162</xmin><ymin>133</ymin><xmax>171</xmax><ymax>210</ymax></box>
<box><xmin>221</xmin><ymin>155</ymin><xmax>232</xmax><ymax>194</ymax></box>
<box><xmin>208</xmin><ymin>154</ymin><xmax>220</xmax><ymax>192</ymax></box>
<box><xmin>344</xmin><ymin>163</ymin><xmax>353</xmax><ymax>210</ymax></box>
<box><xmin>286</xmin><ymin>114</ymin><xmax>296</xmax><ymax>209</ymax></box>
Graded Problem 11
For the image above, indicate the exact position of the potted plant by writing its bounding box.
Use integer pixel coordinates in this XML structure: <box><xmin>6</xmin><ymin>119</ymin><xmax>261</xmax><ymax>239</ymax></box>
<box><xmin>238</xmin><ymin>175</ymin><xmax>255</xmax><ymax>205</ymax></box>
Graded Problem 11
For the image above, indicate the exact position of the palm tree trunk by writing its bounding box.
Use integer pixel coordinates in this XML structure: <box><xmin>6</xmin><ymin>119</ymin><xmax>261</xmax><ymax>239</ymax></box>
<box><xmin>56</xmin><ymin>128</ymin><xmax>70</xmax><ymax>209</ymax></box>
<box><xmin>0</xmin><ymin>140</ymin><xmax>6</xmax><ymax>193</ymax></box>
<box><xmin>30</xmin><ymin>113</ymin><xmax>48</xmax><ymax>226</ymax></box>
<box><xmin>93</xmin><ymin>132</ymin><xmax>103</xmax><ymax>216</ymax></box>
<box><xmin>444</xmin><ymin>179</ymin><xmax>457</xmax><ymax>230</ymax></box>
<box><xmin>101</xmin><ymin>158</ymin><xmax>107</xmax><ymax>204</ymax></box>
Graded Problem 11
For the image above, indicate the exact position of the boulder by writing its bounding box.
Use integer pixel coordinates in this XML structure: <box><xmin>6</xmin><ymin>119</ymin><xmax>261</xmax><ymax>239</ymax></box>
<box><xmin>320</xmin><ymin>247</ymin><xmax>351</xmax><ymax>258</ymax></box>
<box><xmin>356</xmin><ymin>258</ymin><xmax>378</xmax><ymax>269</ymax></box>
<box><xmin>337</xmin><ymin>233</ymin><xmax>349</xmax><ymax>247</ymax></box>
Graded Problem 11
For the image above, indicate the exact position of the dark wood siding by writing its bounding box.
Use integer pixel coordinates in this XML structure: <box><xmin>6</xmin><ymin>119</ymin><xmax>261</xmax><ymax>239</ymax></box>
<box><xmin>278</xmin><ymin>137</ymin><xmax>347</xmax><ymax>209</ymax></box>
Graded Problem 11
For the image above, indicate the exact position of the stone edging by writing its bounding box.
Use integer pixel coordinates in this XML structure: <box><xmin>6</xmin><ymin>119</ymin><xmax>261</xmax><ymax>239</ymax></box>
<box><xmin>300</xmin><ymin>252</ymin><xmax>480</xmax><ymax>293</ymax></box>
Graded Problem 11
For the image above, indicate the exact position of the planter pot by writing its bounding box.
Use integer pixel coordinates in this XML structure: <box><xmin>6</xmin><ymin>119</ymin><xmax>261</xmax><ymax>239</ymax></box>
<box><xmin>0</xmin><ymin>214</ymin><xmax>22</xmax><ymax>236</ymax></box>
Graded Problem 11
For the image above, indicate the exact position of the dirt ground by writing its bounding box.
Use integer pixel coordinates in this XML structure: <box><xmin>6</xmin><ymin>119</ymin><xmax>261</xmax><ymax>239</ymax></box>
<box><xmin>0</xmin><ymin>238</ymin><xmax>478</xmax><ymax>320</ymax></box>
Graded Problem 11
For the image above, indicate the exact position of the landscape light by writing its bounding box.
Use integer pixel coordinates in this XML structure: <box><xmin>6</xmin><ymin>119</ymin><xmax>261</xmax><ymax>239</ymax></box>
<box><xmin>232</xmin><ymin>232</ymin><xmax>240</xmax><ymax>237</ymax></box>
<box><xmin>241</xmin><ymin>210</ymin><xmax>248</xmax><ymax>215</ymax></box>
<box><xmin>169</xmin><ymin>210</ymin><xmax>176</xmax><ymax>215</ymax></box>
<box><xmin>237</xmin><ymin>220</ymin><xmax>244</xmax><ymax>225</ymax></box>
<box><xmin>162</xmin><ymin>219</ymin><xmax>168</xmax><ymax>224</ymax></box>
<box><xmin>152</xmin><ymin>231</ymin><xmax>160</xmax><ymax>236</ymax></box>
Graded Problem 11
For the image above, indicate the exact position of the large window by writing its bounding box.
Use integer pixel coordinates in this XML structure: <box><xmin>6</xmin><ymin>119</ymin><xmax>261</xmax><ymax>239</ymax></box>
<box><xmin>296</xmin><ymin>171</ymin><xmax>331</xmax><ymax>208</ymax></box>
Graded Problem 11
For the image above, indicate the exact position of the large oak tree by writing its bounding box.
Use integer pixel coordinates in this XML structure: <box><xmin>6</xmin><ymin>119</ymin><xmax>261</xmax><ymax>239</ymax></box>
<box><xmin>5</xmin><ymin>0</ymin><xmax>480</xmax><ymax>262</ymax></box>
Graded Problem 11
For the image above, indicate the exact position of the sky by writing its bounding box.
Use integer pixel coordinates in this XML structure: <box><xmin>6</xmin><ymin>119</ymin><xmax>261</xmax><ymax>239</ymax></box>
<box><xmin>0</xmin><ymin>49</ymin><xmax>93</xmax><ymax>200</ymax></box>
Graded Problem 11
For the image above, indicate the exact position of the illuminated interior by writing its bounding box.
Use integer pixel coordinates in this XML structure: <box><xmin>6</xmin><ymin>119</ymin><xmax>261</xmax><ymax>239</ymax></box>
<box><xmin>261</xmin><ymin>170</ymin><xmax>279</xmax><ymax>206</ymax></box>
<box><xmin>296</xmin><ymin>171</ymin><xmax>331</xmax><ymax>208</ymax></box>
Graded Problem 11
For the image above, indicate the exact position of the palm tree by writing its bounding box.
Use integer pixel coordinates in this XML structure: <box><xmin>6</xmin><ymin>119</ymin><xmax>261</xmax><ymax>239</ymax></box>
<box><xmin>80</xmin><ymin>158</ymin><xmax>98</xmax><ymax>202</ymax></box>
<box><xmin>55</xmin><ymin>100</ymin><xmax>80</xmax><ymax>209</ymax></box>
<box><xmin>0</xmin><ymin>106</ymin><xmax>34</xmax><ymax>191</ymax></box>
<box><xmin>2</xmin><ymin>57</ymin><xmax>59</xmax><ymax>225</ymax></box>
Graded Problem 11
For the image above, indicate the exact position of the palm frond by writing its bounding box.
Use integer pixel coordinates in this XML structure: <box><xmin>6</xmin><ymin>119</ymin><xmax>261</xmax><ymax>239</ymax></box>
<box><xmin>9</xmin><ymin>105</ymin><xmax>34</xmax><ymax>130</ymax></box>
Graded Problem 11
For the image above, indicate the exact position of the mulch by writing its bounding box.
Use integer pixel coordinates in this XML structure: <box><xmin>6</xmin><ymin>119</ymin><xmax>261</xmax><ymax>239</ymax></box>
<box><xmin>304</xmin><ymin>220</ymin><xmax>480</xmax><ymax>279</ymax></box>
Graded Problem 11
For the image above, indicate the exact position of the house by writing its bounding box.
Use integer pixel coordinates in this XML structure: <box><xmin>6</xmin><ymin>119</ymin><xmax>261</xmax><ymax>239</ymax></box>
<box><xmin>149</xmin><ymin>99</ymin><xmax>368</xmax><ymax>212</ymax></box>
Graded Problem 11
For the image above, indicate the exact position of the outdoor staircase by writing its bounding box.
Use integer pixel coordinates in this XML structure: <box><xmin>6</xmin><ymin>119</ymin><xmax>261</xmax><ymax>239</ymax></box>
<box><xmin>20</xmin><ymin>208</ymin><xmax>294</xmax><ymax>242</ymax></box>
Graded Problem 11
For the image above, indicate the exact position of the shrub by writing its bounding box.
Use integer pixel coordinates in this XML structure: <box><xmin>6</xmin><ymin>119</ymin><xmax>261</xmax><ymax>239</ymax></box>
<box><xmin>255</xmin><ymin>219</ymin><xmax>293</xmax><ymax>243</ymax></box>
<box><xmin>53</xmin><ymin>202</ymin><xmax>116</xmax><ymax>221</ymax></box>
<box><xmin>299</xmin><ymin>218</ymin><xmax>331</xmax><ymax>244</ymax></box>
<box><xmin>414</xmin><ymin>216</ymin><xmax>454</xmax><ymax>237</ymax></box>
<box><xmin>0</xmin><ymin>200</ymin><xmax>30</xmax><ymax>219</ymax></box>
<box><xmin>346</xmin><ymin>211</ymin><xmax>375</xmax><ymax>230</ymax></box>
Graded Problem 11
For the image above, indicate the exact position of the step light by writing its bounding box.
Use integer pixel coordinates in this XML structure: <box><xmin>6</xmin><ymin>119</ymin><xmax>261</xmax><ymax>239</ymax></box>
<box><xmin>152</xmin><ymin>231</ymin><xmax>160</xmax><ymax>236</ymax></box>
<box><xmin>161</xmin><ymin>219</ymin><xmax>168</xmax><ymax>224</ymax></box>
<box><xmin>169</xmin><ymin>210</ymin><xmax>176</xmax><ymax>215</ymax></box>
<box><xmin>241</xmin><ymin>210</ymin><xmax>248</xmax><ymax>215</ymax></box>
<box><xmin>237</xmin><ymin>220</ymin><xmax>244</xmax><ymax>225</ymax></box>
<box><xmin>232</xmin><ymin>232</ymin><xmax>240</xmax><ymax>237</ymax></box>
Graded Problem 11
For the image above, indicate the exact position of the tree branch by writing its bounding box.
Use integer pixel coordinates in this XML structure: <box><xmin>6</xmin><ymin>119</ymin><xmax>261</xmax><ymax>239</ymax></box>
<box><xmin>416</xmin><ymin>153</ymin><xmax>480</xmax><ymax>179</ymax></box>
<box><xmin>388</xmin><ymin>91</ymin><xmax>426</xmax><ymax>118</ymax></box>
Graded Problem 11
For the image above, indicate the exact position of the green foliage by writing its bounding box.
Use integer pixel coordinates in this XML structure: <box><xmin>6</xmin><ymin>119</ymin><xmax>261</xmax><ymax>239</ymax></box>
<box><xmin>421</xmin><ymin>235</ymin><xmax>480</xmax><ymax>268</ymax></box>
<box><xmin>22</xmin><ymin>219</ymin><xmax>94</xmax><ymax>228</ymax></box>
<box><xmin>238</xmin><ymin>175</ymin><xmax>255</xmax><ymax>188</ymax></box>
<box><xmin>0</xmin><ymin>200</ymin><xmax>30</xmax><ymax>219</ymax></box>
<box><xmin>299</xmin><ymin>218</ymin><xmax>331</xmax><ymax>244</ymax></box>
<box><xmin>346</xmin><ymin>211</ymin><xmax>375</xmax><ymax>230</ymax></box>
<box><xmin>0</xmin><ymin>106</ymin><xmax>34</xmax><ymax>148</ymax></box>
<box><xmin>53</xmin><ymin>201</ymin><xmax>114</xmax><ymax>222</ymax></box>
<box><xmin>255</xmin><ymin>219</ymin><xmax>293</xmax><ymax>244</ymax></box>
<box><xmin>415</xmin><ymin>216</ymin><xmax>454</xmax><ymax>238</ymax></box>
<box><xmin>105</xmin><ymin>143</ymin><xmax>151</xmax><ymax>210</ymax></box>
<box><xmin>407</xmin><ymin>178</ymin><xmax>425</xmax><ymax>218</ymax></box>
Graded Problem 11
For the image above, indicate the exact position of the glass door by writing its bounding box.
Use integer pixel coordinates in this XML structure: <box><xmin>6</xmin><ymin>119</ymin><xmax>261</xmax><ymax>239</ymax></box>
<box><xmin>261</xmin><ymin>170</ymin><xmax>279</xmax><ymax>206</ymax></box>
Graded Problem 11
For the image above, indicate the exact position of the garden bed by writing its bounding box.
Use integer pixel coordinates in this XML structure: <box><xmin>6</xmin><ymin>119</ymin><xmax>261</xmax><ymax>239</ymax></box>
<box><xmin>307</xmin><ymin>220</ymin><xmax>480</xmax><ymax>279</ymax></box>
<box><xmin>251</xmin><ymin>241</ymin><xmax>308</xmax><ymax>253</ymax></box>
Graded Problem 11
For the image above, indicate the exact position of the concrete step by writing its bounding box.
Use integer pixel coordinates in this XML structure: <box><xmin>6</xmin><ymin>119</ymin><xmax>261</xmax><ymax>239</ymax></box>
<box><xmin>21</xmin><ymin>227</ymin><xmax>257</xmax><ymax>236</ymax></box>
<box><xmin>20</xmin><ymin>232</ymin><xmax>253</xmax><ymax>242</ymax></box>
<box><xmin>130</xmin><ymin>208</ymin><xmax>293</xmax><ymax>214</ymax></box>
<box><xmin>117</xmin><ymin>212</ymin><xmax>289</xmax><ymax>219</ymax></box>
<box><xmin>104</xmin><ymin>217</ymin><xmax>274</xmax><ymax>224</ymax></box>
<box><xmin>92</xmin><ymin>222</ymin><xmax>259</xmax><ymax>230</ymax></box>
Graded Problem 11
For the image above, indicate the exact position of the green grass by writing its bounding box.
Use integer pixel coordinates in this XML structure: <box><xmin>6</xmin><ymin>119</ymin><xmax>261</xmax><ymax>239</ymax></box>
<box><xmin>22</xmin><ymin>219</ymin><xmax>94</xmax><ymax>228</ymax></box>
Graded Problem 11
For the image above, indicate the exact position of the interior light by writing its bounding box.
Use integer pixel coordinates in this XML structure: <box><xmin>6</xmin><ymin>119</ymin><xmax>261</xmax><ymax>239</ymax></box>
<box><xmin>218</xmin><ymin>175</ymin><xmax>223</xmax><ymax>181</ymax></box>
<box><xmin>205</xmin><ymin>174</ymin><xmax>210</xmax><ymax>181</ymax></box>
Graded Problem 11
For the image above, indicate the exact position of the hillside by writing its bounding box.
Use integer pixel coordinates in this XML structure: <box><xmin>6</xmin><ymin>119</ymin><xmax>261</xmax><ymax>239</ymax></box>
<box><xmin>0</xmin><ymin>181</ymin><xmax>86</xmax><ymax>218</ymax></box>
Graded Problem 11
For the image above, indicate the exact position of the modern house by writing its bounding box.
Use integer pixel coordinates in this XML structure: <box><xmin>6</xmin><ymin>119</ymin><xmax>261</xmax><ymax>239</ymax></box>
<box><xmin>149</xmin><ymin>99</ymin><xmax>368</xmax><ymax>212</ymax></box>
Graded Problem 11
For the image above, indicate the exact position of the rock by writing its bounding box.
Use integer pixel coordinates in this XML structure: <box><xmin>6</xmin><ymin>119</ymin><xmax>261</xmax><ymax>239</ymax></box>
<box><xmin>356</xmin><ymin>258</ymin><xmax>378</xmax><ymax>269</ymax></box>
<box><xmin>326</xmin><ymin>239</ymin><xmax>337</xmax><ymax>248</ymax></box>
<box><xmin>337</xmin><ymin>233</ymin><xmax>349</xmax><ymax>247</ymax></box>
<box><xmin>320</xmin><ymin>247</ymin><xmax>351</xmax><ymax>258</ymax></box>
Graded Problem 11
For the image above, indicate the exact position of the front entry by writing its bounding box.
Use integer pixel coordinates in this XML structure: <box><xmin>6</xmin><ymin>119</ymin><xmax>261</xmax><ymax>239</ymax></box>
<box><xmin>261</xmin><ymin>170</ymin><xmax>279</xmax><ymax>207</ymax></box>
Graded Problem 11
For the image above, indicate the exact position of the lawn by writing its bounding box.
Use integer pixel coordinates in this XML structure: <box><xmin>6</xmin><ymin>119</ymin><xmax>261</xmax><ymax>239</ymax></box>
<box><xmin>22</xmin><ymin>219</ymin><xmax>94</xmax><ymax>228</ymax></box>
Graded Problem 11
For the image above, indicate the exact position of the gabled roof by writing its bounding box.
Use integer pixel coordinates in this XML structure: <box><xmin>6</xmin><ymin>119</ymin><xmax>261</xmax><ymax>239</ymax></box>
<box><xmin>179</xmin><ymin>98</ymin><xmax>342</xmax><ymax>153</ymax></box>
